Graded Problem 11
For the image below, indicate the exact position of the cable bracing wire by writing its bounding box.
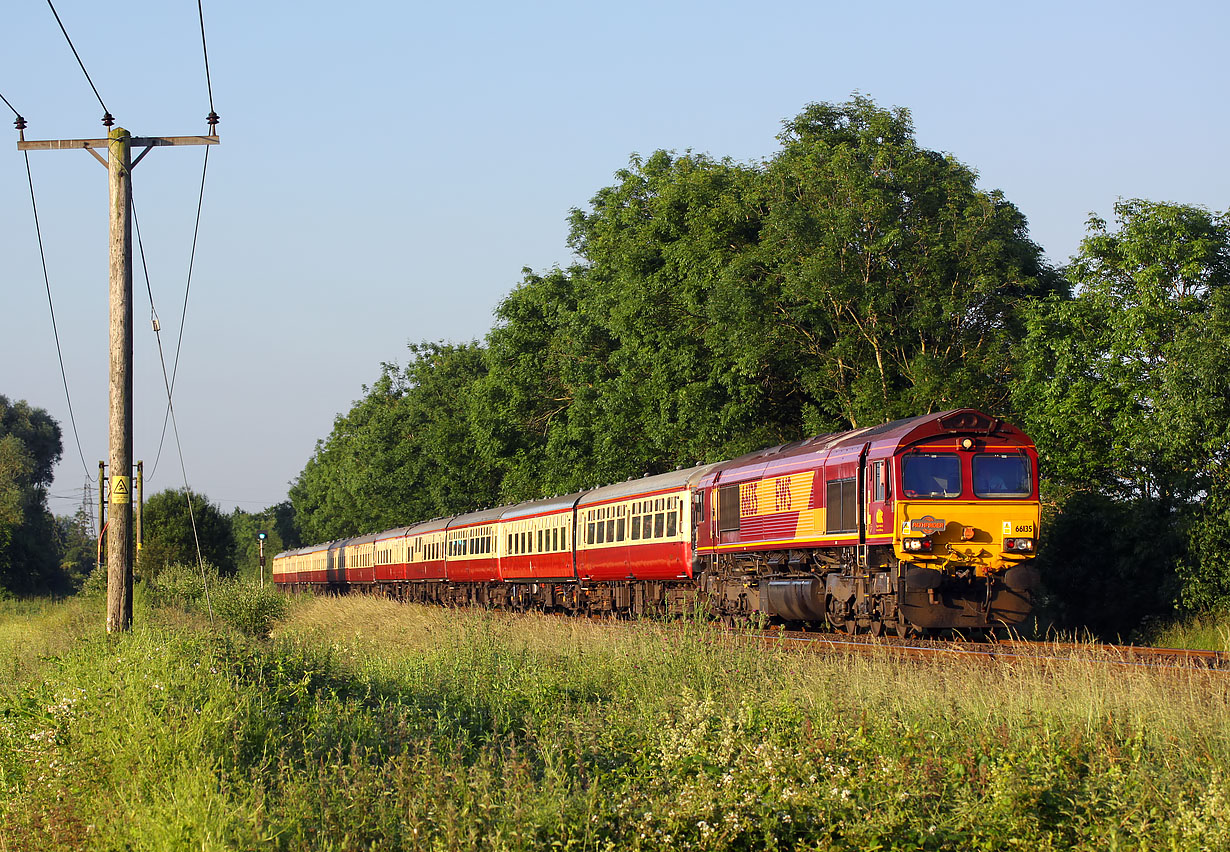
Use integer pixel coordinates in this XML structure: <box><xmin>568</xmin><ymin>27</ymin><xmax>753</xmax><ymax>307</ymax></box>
<box><xmin>149</xmin><ymin>144</ymin><xmax>211</xmax><ymax>480</ymax></box>
<box><xmin>22</xmin><ymin>149</ymin><xmax>93</xmax><ymax>479</ymax></box>
<box><xmin>45</xmin><ymin>0</ymin><xmax>112</xmax><ymax>122</ymax></box>
<box><xmin>130</xmin><ymin>194</ymin><xmax>214</xmax><ymax>621</ymax></box>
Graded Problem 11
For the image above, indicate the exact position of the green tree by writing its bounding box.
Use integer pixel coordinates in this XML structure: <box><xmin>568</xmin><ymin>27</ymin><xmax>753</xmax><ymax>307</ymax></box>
<box><xmin>0</xmin><ymin>396</ymin><xmax>66</xmax><ymax>593</ymax></box>
<box><xmin>755</xmin><ymin>97</ymin><xmax>1063</xmax><ymax>429</ymax></box>
<box><xmin>139</xmin><ymin>489</ymin><xmax>236</xmax><ymax>578</ymax></box>
<box><xmin>56</xmin><ymin>506</ymin><xmax>97</xmax><ymax>589</ymax></box>
<box><xmin>1015</xmin><ymin>200</ymin><xmax>1230</xmax><ymax>622</ymax></box>
<box><xmin>290</xmin><ymin>342</ymin><xmax>500</xmax><ymax>541</ymax></box>
<box><xmin>230</xmin><ymin>502</ymin><xmax>299</xmax><ymax>581</ymax></box>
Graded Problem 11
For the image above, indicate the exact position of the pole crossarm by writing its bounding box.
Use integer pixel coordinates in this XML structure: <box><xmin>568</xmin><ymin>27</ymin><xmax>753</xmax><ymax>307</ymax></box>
<box><xmin>17</xmin><ymin>135</ymin><xmax>219</xmax><ymax>150</ymax></box>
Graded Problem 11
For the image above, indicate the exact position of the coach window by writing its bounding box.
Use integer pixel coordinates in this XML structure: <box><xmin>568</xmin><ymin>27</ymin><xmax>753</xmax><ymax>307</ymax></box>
<box><xmin>654</xmin><ymin>510</ymin><xmax>665</xmax><ymax>539</ymax></box>
<box><xmin>666</xmin><ymin>507</ymin><xmax>678</xmax><ymax>538</ymax></box>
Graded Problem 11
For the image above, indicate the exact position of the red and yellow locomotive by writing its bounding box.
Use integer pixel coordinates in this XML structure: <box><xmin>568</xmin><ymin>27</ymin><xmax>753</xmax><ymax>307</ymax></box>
<box><xmin>274</xmin><ymin>409</ymin><xmax>1040</xmax><ymax>634</ymax></box>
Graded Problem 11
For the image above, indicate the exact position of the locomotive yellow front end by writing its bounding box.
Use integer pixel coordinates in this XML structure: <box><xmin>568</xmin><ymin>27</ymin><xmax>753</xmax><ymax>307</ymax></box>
<box><xmin>893</xmin><ymin>438</ymin><xmax>1042</xmax><ymax>630</ymax></box>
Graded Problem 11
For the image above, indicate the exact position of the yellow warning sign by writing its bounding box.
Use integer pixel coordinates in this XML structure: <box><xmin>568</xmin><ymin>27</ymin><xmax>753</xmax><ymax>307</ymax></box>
<box><xmin>111</xmin><ymin>476</ymin><xmax>130</xmax><ymax>499</ymax></box>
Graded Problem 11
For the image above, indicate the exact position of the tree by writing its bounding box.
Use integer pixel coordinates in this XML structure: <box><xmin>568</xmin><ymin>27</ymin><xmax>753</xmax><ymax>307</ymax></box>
<box><xmin>0</xmin><ymin>396</ymin><xmax>66</xmax><ymax>594</ymax></box>
<box><xmin>230</xmin><ymin>502</ymin><xmax>299</xmax><ymax>581</ymax></box>
<box><xmin>1014</xmin><ymin>200</ymin><xmax>1230</xmax><ymax>621</ymax></box>
<box><xmin>139</xmin><ymin>489</ymin><xmax>236</xmax><ymax>577</ymax></box>
<box><xmin>755</xmin><ymin>97</ymin><xmax>1063</xmax><ymax>429</ymax></box>
<box><xmin>290</xmin><ymin>342</ymin><xmax>501</xmax><ymax>541</ymax></box>
<box><xmin>293</xmin><ymin>94</ymin><xmax>1062</xmax><ymax>534</ymax></box>
<box><xmin>56</xmin><ymin>506</ymin><xmax>97</xmax><ymax>589</ymax></box>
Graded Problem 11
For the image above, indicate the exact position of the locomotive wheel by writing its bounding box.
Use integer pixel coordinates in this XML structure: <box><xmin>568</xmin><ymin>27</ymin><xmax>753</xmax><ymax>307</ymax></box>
<box><xmin>869</xmin><ymin>619</ymin><xmax>883</xmax><ymax>637</ymax></box>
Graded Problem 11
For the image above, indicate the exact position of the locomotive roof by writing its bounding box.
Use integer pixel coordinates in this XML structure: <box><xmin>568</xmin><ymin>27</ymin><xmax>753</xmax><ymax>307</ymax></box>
<box><xmin>579</xmin><ymin>463</ymin><xmax>717</xmax><ymax>506</ymax></box>
<box><xmin>710</xmin><ymin>410</ymin><xmax>1030</xmax><ymax>480</ymax></box>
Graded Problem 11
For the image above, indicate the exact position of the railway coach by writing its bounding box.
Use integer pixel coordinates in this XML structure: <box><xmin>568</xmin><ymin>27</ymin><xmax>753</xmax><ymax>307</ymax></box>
<box><xmin>274</xmin><ymin>409</ymin><xmax>1041</xmax><ymax>634</ymax></box>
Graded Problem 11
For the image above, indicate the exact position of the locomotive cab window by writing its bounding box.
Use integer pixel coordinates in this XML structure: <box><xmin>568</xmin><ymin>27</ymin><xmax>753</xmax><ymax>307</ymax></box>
<box><xmin>973</xmin><ymin>454</ymin><xmax>1032</xmax><ymax>498</ymax></box>
<box><xmin>902</xmin><ymin>453</ymin><xmax>961</xmax><ymax>498</ymax></box>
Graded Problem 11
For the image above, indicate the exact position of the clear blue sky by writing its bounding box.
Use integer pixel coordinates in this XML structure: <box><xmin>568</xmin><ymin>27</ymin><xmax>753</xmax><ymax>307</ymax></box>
<box><xmin>2</xmin><ymin>0</ymin><xmax>1227</xmax><ymax>521</ymax></box>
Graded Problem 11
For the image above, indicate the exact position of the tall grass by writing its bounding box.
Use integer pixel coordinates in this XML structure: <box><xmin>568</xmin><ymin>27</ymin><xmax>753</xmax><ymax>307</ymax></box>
<box><xmin>1149</xmin><ymin>611</ymin><xmax>1230</xmax><ymax>653</ymax></box>
<box><xmin>2</xmin><ymin>594</ymin><xmax>1229</xmax><ymax>850</ymax></box>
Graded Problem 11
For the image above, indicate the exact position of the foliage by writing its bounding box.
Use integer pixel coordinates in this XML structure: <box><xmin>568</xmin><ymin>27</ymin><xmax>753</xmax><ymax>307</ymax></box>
<box><xmin>3</xmin><ymin>597</ymin><xmax>1230</xmax><ymax>850</ymax></box>
<box><xmin>290</xmin><ymin>342</ymin><xmax>501</xmax><ymax>541</ymax></box>
<box><xmin>0</xmin><ymin>395</ymin><xmax>68</xmax><ymax>594</ymax></box>
<box><xmin>1016</xmin><ymin>200</ymin><xmax>1230</xmax><ymax>624</ymax></box>
<box><xmin>138</xmin><ymin>489</ymin><xmax>236</xmax><ymax>578</ymax></box>
<box><xmin>209</xmin><ymin>579</ymin><xmax>289</xmax><ymax>638</ymax></box>
<box><xmin>279</xmin><ymin>97</ymin><xmax>1230</xmax><ymax>633</ymax></box>
<box><xmin>293</xmin><ymin>95</ymin><xmax>1058</xmax><ymax>533</ymax></box>
<box><xmin>144</xmin><ymin>559</ymin><xmax>219</xmax><ymax>609</ymax></box>
<box><xmin>230</xmin><ymin>502</ymin><xmax>298</xmax><ymax>581</ymax></box>
<box><xmin>54</xmin><ymin>507</ymin><xmax>96</xmax><ymax>590</ymax></box>
<box><xmin>1032</xmin><ymin>490</ymin><xmax>1183</xmax><ymax>639</ymax></box>
<box><xmin>146</xmin><ymin>561</ymin><xmax>288</xmax><ymax>638</ymax></box>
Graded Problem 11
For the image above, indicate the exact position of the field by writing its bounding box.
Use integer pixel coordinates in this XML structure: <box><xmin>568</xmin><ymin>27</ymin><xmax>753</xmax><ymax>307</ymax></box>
<box><xmin>2</xmin><ymin>584</ymin><xmax>1229</xmax><ymax>851</ymax></box>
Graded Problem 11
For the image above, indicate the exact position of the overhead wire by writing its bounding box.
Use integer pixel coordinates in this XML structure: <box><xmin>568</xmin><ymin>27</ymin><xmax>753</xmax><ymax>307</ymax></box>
<box><xmin>44</xmin><ymin>0</ymin><xmax>113</xmax><ymax>124</ymax></box>
<box><xmin>131</xmin><ymin>192</ymin><xmax>214</xmax><ymax>621</ymax></box>
<box><xmin>1</xmin><ymin>90</ymin><xmax>21</xmax><ymax>119</ymax></box>
<box><xmin>6</xmin><ymin>90</ymin><xmax>94</xmax><ymax>480</ymax></box>
<box><xmin>150</xmin><ymin>0</ymin><xmax>218</xmax><ymax>479</ymax></box>
<box><xmin>148</xmin><ymin>145</ymin><xmax>211</xmax><ymax>480</ymax></box>
<box><xmin>196</xmin><ymin>0</ymin><xmax>216</xmax><ymax>119</ymax></box>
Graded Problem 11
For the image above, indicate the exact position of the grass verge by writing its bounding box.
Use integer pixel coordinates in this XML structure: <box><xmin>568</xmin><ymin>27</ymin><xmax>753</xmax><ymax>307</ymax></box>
<box><xmin>2</xmin><ymin>591</ymin><xmax>1229</xmax><ymax>850</ymax></box>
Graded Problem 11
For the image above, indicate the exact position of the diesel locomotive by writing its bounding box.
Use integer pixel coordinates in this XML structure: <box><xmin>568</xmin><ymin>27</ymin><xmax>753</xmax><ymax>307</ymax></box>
<box><xmin>274</xmin><ymin>409</ymin><xmax>1041</xmax><ymax>634</ymax></box>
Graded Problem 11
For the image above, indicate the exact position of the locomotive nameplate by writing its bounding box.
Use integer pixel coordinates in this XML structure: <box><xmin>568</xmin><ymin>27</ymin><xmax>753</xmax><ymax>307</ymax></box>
<box><xmin>910</xmin><ymin>515</ymin><xmax>946</xmax><ymax>534</ymax></box>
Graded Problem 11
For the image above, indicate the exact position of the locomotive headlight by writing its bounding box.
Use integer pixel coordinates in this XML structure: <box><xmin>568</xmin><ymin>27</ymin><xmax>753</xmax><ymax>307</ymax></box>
<box><xmin>903</xmin><ymin>538</ymin><xmax>933</xmax><ymax>553</ymax></box>
<box><xmin>1003</xmin><ymin>537</ymin><xmax>1035</xmax><ymax>553</ymax></box>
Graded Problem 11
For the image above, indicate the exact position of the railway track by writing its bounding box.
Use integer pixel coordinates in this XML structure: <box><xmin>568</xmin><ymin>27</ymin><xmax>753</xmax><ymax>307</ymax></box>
<box><xmin>746</xmin><ymin>628</ymin><xmax>1230</xmax><ymax>672</ymax></box>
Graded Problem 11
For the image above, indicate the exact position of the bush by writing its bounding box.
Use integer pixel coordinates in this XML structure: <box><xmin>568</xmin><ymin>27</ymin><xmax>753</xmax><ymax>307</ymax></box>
<box><xmin>210</xmin><ymin>580</ymin><xmax>289</xmax><ymax>639</ymax></box>
<box><xmin>145</xmin><ymin>562</ymin><xmax>288</xmax><ymax>638</ymax></box>
<box><xmin>145</xmin><ymin>561</ymin><xmax>220</xmax><ymax>609</ymax></box>
<box><xmin>77</xmin><ymin>564</ymin><xmax>108</xmax><ymax>599</ymax></box>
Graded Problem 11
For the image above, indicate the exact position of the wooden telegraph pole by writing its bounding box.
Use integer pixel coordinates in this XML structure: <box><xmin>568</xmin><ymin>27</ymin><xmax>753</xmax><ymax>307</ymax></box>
<box><xmin>17</xmin><ymin>121</ymin><xmax>218</xmax><ymax>632</ymax></box>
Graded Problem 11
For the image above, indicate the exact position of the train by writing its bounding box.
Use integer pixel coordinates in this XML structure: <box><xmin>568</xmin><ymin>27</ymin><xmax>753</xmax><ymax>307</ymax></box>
<box><xmin>273</xmin><ymin>409</ymin><xmax>1042</xmax><ymax>634</ymax></box>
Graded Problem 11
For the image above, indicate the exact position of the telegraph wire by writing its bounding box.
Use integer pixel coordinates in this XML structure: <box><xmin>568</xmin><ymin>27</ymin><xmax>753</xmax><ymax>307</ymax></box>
<box><xmin>0</xmin><ymin>90</ymin><xmax>21</xmax><ymax>119</ymax></box>
<box><xmin>21</xmin><ymin>136</ymin><xmax>93</xmax><ymax>480</ymax></box>
<box><xmin>44</xmin><ymin>0</ymin><xmax>113</xmax><ymax>124</ymax></box>
<box><xmin>149</xmin><ymin>0</ymin><xmax>219</xmax><ymax>479</ymax></box>
<box><xmin>131</xmin><ymin>193</ymin><xmax>214</xmax><ymax>620</ymax></box>
<box><xmin>149</xmin><ymin>143</ymin><xmax>212</xmax><ymax>481</ymax></box>
<box><xmin>197</xmin><ymin>0</ymin><xmax>216</xmax><ymax>119</ymax></box>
